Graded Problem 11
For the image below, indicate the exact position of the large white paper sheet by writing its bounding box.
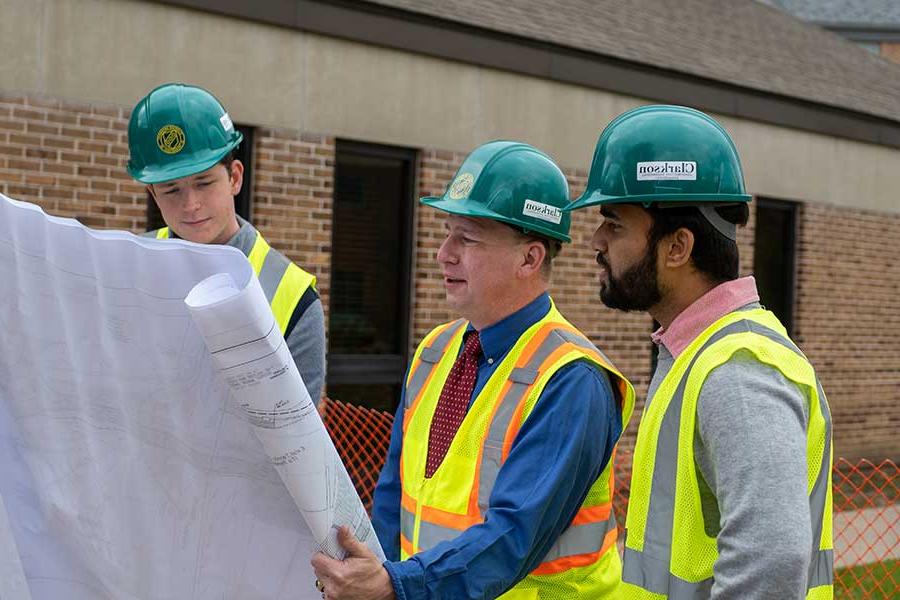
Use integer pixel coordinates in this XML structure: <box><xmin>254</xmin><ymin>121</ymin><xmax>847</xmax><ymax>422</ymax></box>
<box><xmin>0</xmin><ymin>194</ymin><xmax>380</xmax><ymax>599</ymax></box>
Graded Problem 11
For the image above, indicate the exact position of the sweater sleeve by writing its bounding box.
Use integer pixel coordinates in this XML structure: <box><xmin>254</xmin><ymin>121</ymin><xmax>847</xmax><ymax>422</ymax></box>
<box><xmin>695</xmin><ymin>349</ymin><xmax>812</xmax><ymax>600</ymax></box>
<box><xmin>284</xmin><ymin>296</ymin><xmax>327</xmax><ymax>406</ymax></box>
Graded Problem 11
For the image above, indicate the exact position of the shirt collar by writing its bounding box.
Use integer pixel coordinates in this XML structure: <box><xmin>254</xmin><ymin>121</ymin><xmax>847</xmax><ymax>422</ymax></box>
<box><xmin>225</xmin><ymin>215</ymin><xmax>257</xmax><ymax>254</ymax></box>
<box><xmin>468</xmin><ymin>292</ymin><xmax>551</xmax><ymax>365</ymax></box>
<box><xmin>651</xmin><ymin>276</ymin><xmax>760</xmax><ymax>358</ymax></box>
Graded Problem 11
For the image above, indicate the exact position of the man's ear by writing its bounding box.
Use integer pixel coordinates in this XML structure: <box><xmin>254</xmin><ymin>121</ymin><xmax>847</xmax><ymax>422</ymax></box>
<box><xmin>519</xmin><ymin>240</ymin><xmax>547</xmax><ymax>279</ymax></box>
<box><xmin>146</xmin><ymin>184</ymin><xmax>158</xmax><ymax>203</ymax></box>
<box><xmin>229</xmin><ymin>160</ymin><xmax>245</xmax><ymax>196</ymax></box>
<box><xmin>662</xmin><ymin>227</ymin><xmax>694</xmax><ymax>269</ymax></box>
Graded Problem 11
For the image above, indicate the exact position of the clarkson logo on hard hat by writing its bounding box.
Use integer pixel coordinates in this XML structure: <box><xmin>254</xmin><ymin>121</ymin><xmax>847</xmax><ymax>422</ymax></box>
<box><xmin>522</xmin><ymin>199</ymin><xmax>562</xmax><ymax>224</ymax></box>
<box><xmin>156</xmin><ymin>124</ymin><xmax>186</xmax><ymax>155</ymax></box>
<box><xmin>448</xmin><ymin>172</ymin><xmax>475</xmax><ymax>200</ymax></box>
<box><xmin>636</xmin><ymin>161</ymin><xmax>696</xmax><ymax>181</ymax></box>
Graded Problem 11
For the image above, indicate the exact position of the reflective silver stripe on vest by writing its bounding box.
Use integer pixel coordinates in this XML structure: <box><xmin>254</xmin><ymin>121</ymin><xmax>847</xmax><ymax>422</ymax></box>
<box><xmin>405</xmin><ymin>320</ymin><xmax>467</xmax><ymax>410</ymax></box>
<box><xmin>809</xmin><ymin>548</ymin><xmax>834</xmax><ymax>588</ymax></box>
<box><xmin>623</xmin><ymin>546</ymin><xmax>713</xmax><ymax>599</ymax></box>
<box><xmin>554</xmin><ymin>328</ymin><xmax>616</xmax><ymax>368</ymax></box>
<box><xmin>807</xmin><ymin>378</ymin><xmax>833</xmax><ymax>588</ymax></box>
<box><xmin>416</xmin><ymin>518</ymin><xmax>463</xmax><ymax>550</ymax></box>
<box><xmin>624</xmin><ymin>318</ymin><xmax>833</xmax><ymax>596</ymax></box>
<box><xmin>400</xmin><ymin>505</ymin><xmax>416</xmax><ymax>544</ymax></box>
<box><xmin>541</xmin><ymin>511</ymin><xmax>618</xmax><ymax>564</ymax></box>
<box><xmin>477</xmin><ymin>328</ymin><xmax>580</xmax><ymax>514</ymax></box>
<box><xmin>255</xmin><ymin>235</ymin><xmax>289</xmax><ymax>303</ymax></box>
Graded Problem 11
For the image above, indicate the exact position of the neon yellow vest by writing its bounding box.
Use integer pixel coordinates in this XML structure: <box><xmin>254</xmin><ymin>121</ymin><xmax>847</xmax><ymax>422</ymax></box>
<box><xmin>621</xmin><ymin>308</ymin><xmax>833</xmax><ymax>599</ymax></box>
<box><xmin>400</xmin><ymin>303</ymin><xmax>636</xmax><ymax>599</ymax></box>
<box><xmin>154</xmin><ymin>226</ymin><xmax>315</xmax><ymax>334</ymax></box>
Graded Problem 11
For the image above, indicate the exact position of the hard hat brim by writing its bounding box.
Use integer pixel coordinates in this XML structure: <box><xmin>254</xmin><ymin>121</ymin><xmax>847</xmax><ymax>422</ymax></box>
<box><xmin>564</xmin><ymin>190</ymin><xmax>752</xmax><ymax>212</ymax></box>
<box><xmin>127</xmin><ymin>135</ymin><xmax>242</xmax><ymax>185</ymax></box>
<box><xmin>420</xmin><ymin>195</ymin><xmax>572</xmax><ymax>243</ymax></box>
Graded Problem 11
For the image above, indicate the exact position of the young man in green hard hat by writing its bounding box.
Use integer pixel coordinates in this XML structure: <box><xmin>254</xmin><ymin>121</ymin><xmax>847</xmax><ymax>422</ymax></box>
<box><xmin>565</xmin><ymin>105</ymin><xmax>833</xmax><ymax>599</ymax></box>
<box><xmin>311</xmin><ymin>141</ymin><xmax>635</xmax><ymax>599</ymax></box>
<box><xmin>126</xmin><ymin>83</ymin><xmax>326</xmax><ymax>403</ymax></box>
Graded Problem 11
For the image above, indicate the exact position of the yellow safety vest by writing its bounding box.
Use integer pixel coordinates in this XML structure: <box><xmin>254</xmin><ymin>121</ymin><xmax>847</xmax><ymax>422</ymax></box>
<box><xmin>622</xmin><ymin>308</ymin><xmax>834</xmax><ymax>600</ymax></box>
<box><xmin>400</xmin><ymin>302</ymin><xmax>636</xmax><ymax>599</ymax></box>
<box><xmin>153</xmin><ymin>227</ymin><xmax>315</xmax><ymax>334</ymax></box>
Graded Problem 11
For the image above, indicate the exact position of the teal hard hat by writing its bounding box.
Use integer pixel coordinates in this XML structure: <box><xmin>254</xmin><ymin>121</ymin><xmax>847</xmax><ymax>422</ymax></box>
<box><xmin>126</xmin><ymin>83</ymin><xmax>243</xmax><ymax>184</ymax></box>
<box><xmin>566</xmin><ymin>105</ymin><xmax>751</xmax><ymax>212</ymax></box>
<box><xmin>421</xmin><ymin>141</ymin><xmax>572</xmax><ymax>242</ymax></box>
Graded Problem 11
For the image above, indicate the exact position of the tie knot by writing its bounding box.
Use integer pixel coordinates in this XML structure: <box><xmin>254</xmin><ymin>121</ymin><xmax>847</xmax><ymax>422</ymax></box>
<box><xmin>463</xmin><ymin>330</ymin><xmax>481</xmax><ymax>358</ymax></box>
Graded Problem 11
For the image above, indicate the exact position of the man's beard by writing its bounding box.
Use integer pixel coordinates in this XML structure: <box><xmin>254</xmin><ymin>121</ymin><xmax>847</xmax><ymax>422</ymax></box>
<box><xmin>597</xmin><ymin>247</ymin><xmax>662</xmax><ymax>311</ymax></box>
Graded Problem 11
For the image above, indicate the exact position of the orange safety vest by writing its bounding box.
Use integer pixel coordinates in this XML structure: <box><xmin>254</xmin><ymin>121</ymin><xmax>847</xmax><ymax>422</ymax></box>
<box><xmin>399</xmin><ymin>302</ymin><xmax>635</xmax><ymax>599</ymax></box>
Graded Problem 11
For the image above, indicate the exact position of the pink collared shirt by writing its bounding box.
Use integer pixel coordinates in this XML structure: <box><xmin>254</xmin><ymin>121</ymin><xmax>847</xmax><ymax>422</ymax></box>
<box><xmin>651</xmin><ymin>276</ymin><xmax>760</xmax><ymax>358</ymax></box>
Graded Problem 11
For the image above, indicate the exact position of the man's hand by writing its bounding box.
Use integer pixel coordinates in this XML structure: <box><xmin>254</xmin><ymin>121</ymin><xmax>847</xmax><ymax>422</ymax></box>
<box><xmin>311</xmin><ymin>526</ymin><xmax>396</xmax><ymax>600</ymax></box>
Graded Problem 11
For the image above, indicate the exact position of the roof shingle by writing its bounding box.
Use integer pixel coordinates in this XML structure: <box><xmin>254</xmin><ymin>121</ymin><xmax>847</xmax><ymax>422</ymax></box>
<box><xmin>362</xmin><ymin>0</ymin><xmax>900</xmax><ymax>123</ymax></box>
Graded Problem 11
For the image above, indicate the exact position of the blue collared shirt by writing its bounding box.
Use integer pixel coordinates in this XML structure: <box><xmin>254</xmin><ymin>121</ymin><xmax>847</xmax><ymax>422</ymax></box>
<box><xmin>371</xmin><ymin>293</ymin><xmax>621</xmax><ymax>600</ymax></box>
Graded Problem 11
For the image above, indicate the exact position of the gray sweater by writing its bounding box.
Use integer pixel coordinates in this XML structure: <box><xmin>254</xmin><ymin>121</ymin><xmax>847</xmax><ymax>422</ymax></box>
<box><xmin>648</xmin><ymin>304</ymin><xmax>812</xmax><ymax>600</ymax></box>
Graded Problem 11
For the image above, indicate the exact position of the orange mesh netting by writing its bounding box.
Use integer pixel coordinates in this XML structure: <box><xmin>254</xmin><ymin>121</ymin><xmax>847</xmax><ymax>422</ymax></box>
<box><xmin>322</xmin><ymin>398</ymin><xmax>898</xmax><ymax>597</ymax></box>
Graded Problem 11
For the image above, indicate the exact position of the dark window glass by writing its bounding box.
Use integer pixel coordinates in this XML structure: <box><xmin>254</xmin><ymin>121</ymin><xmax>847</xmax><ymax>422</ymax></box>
<box><xmin>753</xmin><ymin>198</ymin><xmax>797</xmax><ymax>334</ymax></box>
<box><xmin>146</xmin><ymin>124</ymin><xmax>253</xmax><ymax>231</ymax></box>
<box><xmin>328</xmin><ymin>141</ymin><xmax>416</xmax><ymax>413</ymax></box>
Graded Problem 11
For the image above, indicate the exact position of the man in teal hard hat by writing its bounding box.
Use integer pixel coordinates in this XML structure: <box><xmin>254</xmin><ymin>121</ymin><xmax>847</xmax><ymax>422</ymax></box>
<box><xmin>126</xmin><ymin>83</ymin><xmax>326</xmax><ymax>403</ymax></box>
<box><xmin>565</xmin><ymin>105</ymin><xmax>833</xmax><ymax>599</ymax></box>
<box><xmin>311</xmin><ymin>141</ymin><xmax>635</xmax><ymax>599</ymax></box>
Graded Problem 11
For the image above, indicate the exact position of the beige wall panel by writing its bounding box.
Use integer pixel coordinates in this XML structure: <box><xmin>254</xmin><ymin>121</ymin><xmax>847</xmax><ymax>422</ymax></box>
<box><xmin>0</xmin><ymin>0</ymin><xmax>47</xmax><ymax>90</ymax></box>
<box><xmin>5</xmin><ymin>0</ymin><xmax>306</xmax><ymax>127</ymax></box>
<box><xmin>5</xmin><ymin>0</ymin><xmax>900</xmax><ymax>214</ymax></box>
<box><xmin>722</xmin><ymin>116</ymin><xmax>900</xmax><ymax>212</ymax></box>
<box><xmin>302</xmin><ymin>35</ymin><xmax>480</xmax><ymax>151</ymax></box>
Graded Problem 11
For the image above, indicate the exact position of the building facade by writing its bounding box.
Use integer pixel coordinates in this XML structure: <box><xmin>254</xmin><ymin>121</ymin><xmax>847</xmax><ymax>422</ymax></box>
<box><xmin>1</xmin><ymin>0</ymin><xmax>899</xmax><ymax>460</ymax></box>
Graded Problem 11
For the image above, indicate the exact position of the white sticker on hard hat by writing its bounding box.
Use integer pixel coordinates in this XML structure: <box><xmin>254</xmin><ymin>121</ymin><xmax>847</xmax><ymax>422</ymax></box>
<box><xmin>637</xmin><ymin>161</ymin><xmax>696</xmax><ymax>181</ymax></box>
<box><xmin>220</xmin><ymin>113</ymin><xmax>234</xmax><ymax>132</ymax></box>
<box><xmin>523</xmin><ymin>199</ymin><xmax>562</xmax><ymax>224</ymax></box>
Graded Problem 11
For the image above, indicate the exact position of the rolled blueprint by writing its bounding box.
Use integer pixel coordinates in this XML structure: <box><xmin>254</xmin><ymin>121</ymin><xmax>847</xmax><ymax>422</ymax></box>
<box><xmin>185</xmin><ymin>272</ymin><xmax>385</xmax><ymax>561</ymax></box>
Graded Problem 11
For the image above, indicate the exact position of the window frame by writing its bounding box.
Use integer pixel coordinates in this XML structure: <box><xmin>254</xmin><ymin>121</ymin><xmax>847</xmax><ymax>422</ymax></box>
<box><xmin>753</xmin><ymin>197</ymin><xmax>798</xmax><ymax>335</ymax></box>
<box><xmin>326</xmin><ymin>139</ymin><xmax>418</xmax><ymax>399</ymax></box>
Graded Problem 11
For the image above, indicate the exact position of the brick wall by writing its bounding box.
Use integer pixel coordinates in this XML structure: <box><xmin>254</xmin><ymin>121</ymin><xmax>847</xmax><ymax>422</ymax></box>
<box><xmin>880</xmin><ymin>42</ymin><xmax>900</xmax><ymax>64</ymax></box>
<box><xmin>0</xmin><ymin>93</ymin><xmax>145</xmax><ymax>229</ymax></box>
<box><xmin>251</xmin><ymin>129</ymin><xmax>334</xmax><ymax>315</ymax></box>
<box><xmin>794</xmin><ymin>203</ymin><xmax>900</xmax><ymax>460</ymax></box>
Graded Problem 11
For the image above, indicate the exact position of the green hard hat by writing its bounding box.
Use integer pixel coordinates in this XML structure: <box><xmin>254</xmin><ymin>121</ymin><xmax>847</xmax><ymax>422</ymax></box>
<box><xmin>126</xmin><ymin>83</ymin><xmax>243</xmax><ymax>184</ymax></box>
<box><xmin>566</xmin><ymin>105</ymin><xmax>751</xmax><ymax>211</ymax></box>
<box><xmin>421</xmin><ymin>141</ymin><xmax>572</xmax><ymax>242</ymax></box>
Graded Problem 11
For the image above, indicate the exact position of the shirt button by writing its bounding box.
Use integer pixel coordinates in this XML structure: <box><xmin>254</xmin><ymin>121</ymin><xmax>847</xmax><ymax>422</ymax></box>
<box><xmin>487</xmin><ymin>358</ymin><xmax>494</xmax><ymax>365</ymax></box>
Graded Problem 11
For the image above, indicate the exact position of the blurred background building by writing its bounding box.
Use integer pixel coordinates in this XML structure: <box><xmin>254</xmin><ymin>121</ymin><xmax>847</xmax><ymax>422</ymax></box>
<box><xmin>763</xmin><ymin>0</ymin><xmax>900</xmax><ymax>59</ymax></box>
<box><xmin>1</xmin><ymin>0</ymin><xmax>898</xmax><ymax>460</ymax></box>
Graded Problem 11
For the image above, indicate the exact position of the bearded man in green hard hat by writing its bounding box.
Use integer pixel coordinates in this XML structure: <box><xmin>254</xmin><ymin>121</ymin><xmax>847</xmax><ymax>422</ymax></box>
<box><xmin>565</xmin><ymin>105</ymin><xmax>834</xmax><ymax>599</ymax></box>
<box><xmin>311</xmin><ymin>141</ymin><xmax>636</xmax><ymax>600</ymax></box>
<box><xmin>126</xmin><ymin>83</ymin><xmax>326</xmax><ymax>404</ymax></box>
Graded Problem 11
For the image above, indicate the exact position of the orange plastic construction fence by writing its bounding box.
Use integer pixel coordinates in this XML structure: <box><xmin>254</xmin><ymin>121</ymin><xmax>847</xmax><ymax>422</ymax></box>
<box><xmin>320</xmin><ymin>398</ymin><xmax>898</xmax><ymax>598</ymax></box>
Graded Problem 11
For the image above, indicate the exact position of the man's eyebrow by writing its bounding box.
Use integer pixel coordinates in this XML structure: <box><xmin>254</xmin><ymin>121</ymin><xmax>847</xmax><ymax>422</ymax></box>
<box><xmin>600</xmin><ymin>207</ymin><xmax>621</xmax><ymax>221</ymax></box>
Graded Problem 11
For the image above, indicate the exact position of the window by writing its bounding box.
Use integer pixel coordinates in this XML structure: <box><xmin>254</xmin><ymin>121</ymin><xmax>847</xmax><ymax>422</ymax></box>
<box><xmin>753</xmin><ymin>198</ymin><xmax>797</xmax><ymax>334</ymax></box>
<box><xmin>146</xmin><ymin>124</ymin><xmax>254</xmax><ymax>231</ymax></box>
<box><xmin>327</xmin><ymin>140</ymin><xmax>416</xmax><ymax>413</ymax></box>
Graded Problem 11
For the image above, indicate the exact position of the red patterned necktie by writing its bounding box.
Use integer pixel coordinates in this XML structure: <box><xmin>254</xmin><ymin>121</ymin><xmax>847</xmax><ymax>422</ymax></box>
<box><xmin>425</xmin><ymin>331</ymin><xmax>481</xmax><ymax>478</ymax></box>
